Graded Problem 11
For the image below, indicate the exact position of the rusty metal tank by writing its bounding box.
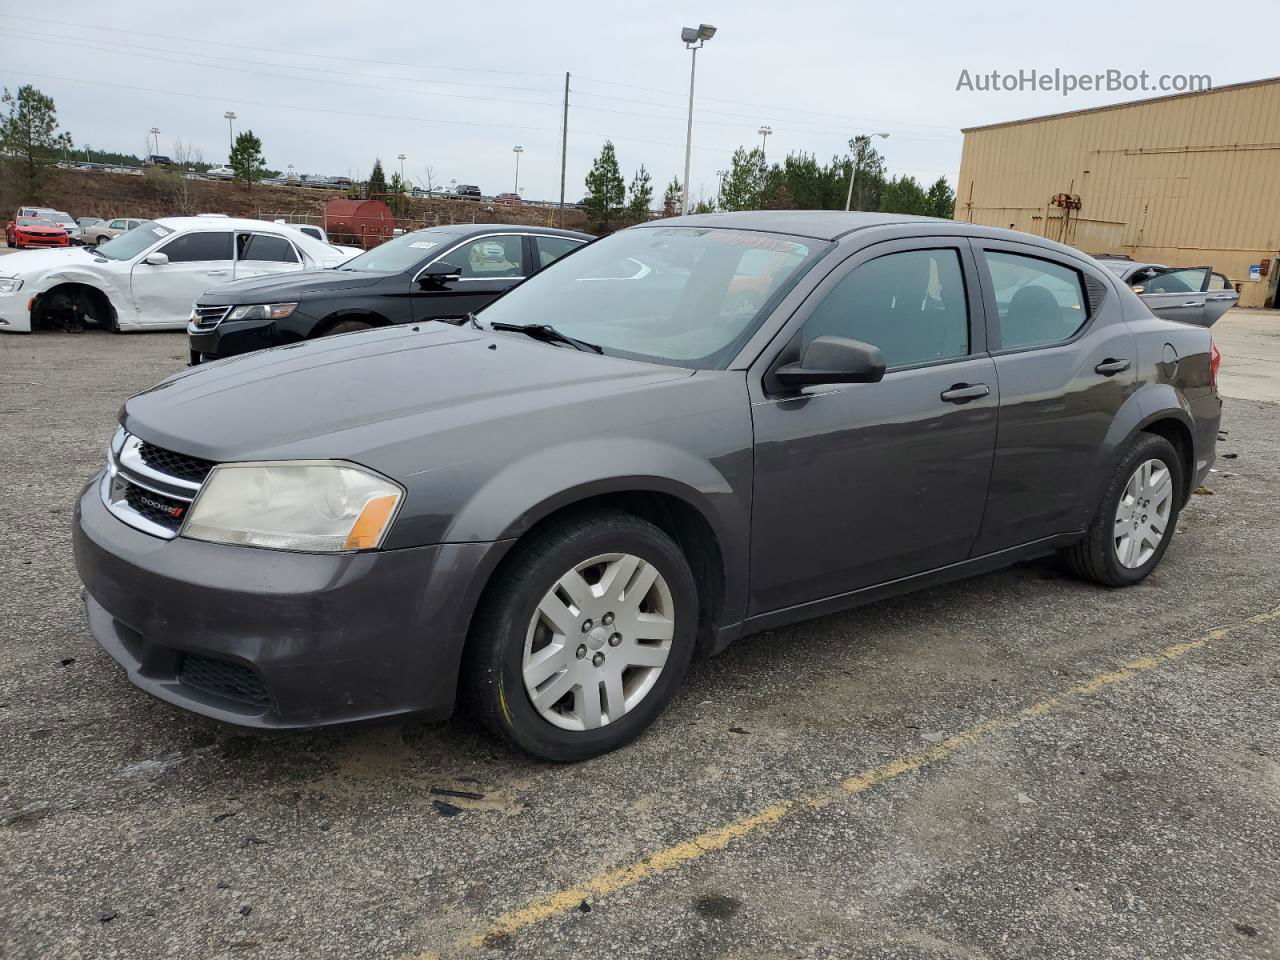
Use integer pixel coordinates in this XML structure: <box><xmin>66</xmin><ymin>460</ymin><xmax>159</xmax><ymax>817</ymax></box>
<box><xmin>324</xmin><ymin>198</ymin><xmax>395</xmax><ymax>247</ymax></box>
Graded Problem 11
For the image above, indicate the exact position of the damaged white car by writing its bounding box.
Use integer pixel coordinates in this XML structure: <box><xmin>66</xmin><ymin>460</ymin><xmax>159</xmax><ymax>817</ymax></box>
<box><xmin>0</xmin><ymin>216</ymin><xmax>360</xmax><ymax>333</ymax></box>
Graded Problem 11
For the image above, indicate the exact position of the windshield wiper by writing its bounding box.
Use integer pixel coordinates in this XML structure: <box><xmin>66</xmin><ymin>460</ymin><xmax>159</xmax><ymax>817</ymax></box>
<box><xmin>488</xmin><ymin>321</ymin><xmax>602</xmax><ymax>354</ymax></box>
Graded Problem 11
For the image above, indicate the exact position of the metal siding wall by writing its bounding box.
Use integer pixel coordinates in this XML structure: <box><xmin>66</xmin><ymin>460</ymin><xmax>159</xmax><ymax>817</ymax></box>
<box><xmin>957</xmin><ymin>80</ymin><xmax>1280</xmax><ymax>307</ymax></box>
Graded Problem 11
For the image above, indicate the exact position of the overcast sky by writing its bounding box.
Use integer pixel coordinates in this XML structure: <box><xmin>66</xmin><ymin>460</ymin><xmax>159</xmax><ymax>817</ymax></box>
<box><xmin>0</xmin><ymin>0</ymin><xmax>1266</xmax><ymax>202</ymax></box>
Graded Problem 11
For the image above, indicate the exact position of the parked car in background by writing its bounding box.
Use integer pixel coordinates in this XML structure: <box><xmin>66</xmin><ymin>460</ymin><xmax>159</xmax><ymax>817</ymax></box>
<box><xmin>495</xmin><ymin>193</ymin><xmax>523</xmax><ymax>206</ymax></box>
<box><xmin>78</xmin><ymin>217</ymin><xmax>104</xmax><ymax>232</ymax></box>
<box><xmin>206</xmin><ymin>166</ymin><xmax>235</xmax><ymax>180</ymax></box>
<box><xmin>1095</xmin><ymin>256</ymin><xmax>1238</xmax><ymax>327</ymax></box>
<box><xmin>274</xmin><ymin>222</ymin><xmax>363</xmax><ymax>259</ymax></box>
<box><xmin>85</xmin><ymin>218</ymin><xmax>146</xmax><ymax>246</ymax></box>
<box><xmin>188</xmin><ymin>224</ymin><xmax>591</xmax><ymax>362</ymax></box>
<box><xmin>47</xmin><ymin>211</ymin><xmax>82</xmax><ymax>243</ymax></box>
<box><xmin>75</xmin><ymin>211</ymin><xmax>1221</xmax><ymax>760</ymax></box>
<box><xmin>0</xmin><ymin>216</ymin><xmax>360</xmax><ymax>334</ymax></box>
<box><xmin>455</xmin><ymin>184</ymin><xmax>482</xmax><ymax>198</ymax></box>
<box><xmin>6</xmin><ymin>216</ymin><xmax>70</xmax><ymax>249</ymax></box>
<box><xmin>142</xmin><ymin>155</ymin><xmax>172</xmax><ymax>167</ymax></box>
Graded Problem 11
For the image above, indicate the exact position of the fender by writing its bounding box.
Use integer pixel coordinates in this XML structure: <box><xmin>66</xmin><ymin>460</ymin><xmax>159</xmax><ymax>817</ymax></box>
<box><xmin>1080</xmin><ymin>382</ymin><xmax>1195</xmax><ymax>525</ymax></box>
<box><xmin>441</xmin><ymin>434</ymin><xmax>752</xmax><ymax>629</ymax></box>
<box><xmin>27</xmin><ymin>272</ymin><xmax>130</xmax><ymax>333</ymax></box>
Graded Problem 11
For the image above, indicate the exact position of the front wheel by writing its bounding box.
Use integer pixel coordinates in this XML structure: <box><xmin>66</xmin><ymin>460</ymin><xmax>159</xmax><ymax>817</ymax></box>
<box><xmin>1063</xmin><ymin>432</ymin><xmax>1182</xmax><ymax>587</ymax></box>
<box><xmin>319</xmin><ymin>318</ymin><xmax>372</xmax><ymax>337</ymax></box>
<box><xmin>465</xmin><ymin>510</ymin><xmax>698</xmax><ymax>761</ymax></box>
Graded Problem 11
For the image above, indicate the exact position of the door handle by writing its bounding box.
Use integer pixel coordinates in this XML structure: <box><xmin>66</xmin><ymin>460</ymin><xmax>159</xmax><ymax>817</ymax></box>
<box><xmin>1208</xmin><ymin>294</ymin><xmax>1235</xmax><ymax>301</ymax></box>
<box><xmin>1178</xmin><ymin>300</ymin><xmax>1200</xmax><ymax>307</ymax></box>
<box><xmin>1094</xmin><ymin>358</ymin><xmax>1131</xmax><ymax>375</ymax></box>
<box><xmin>940</xmin><ymin>383</ymin><xmax>990</xmax><ymax>403</ymax></box>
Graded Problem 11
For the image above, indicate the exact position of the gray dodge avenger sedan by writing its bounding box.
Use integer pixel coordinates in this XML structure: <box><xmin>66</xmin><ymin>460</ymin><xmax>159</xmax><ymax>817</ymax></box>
<box><xmin>74</xmin><ymin>211</ymin><xmax>1222</xmax><ymax>760</ymax></box>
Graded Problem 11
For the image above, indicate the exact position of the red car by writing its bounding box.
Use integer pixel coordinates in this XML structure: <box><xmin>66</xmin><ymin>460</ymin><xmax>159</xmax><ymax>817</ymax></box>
<box><xmin>6</xmin><ymin>216</ymin><xmax>70</xmax><ymax>249</ymax></box>
<box><xmin>495</xmin><ymin>193</ymin><xmax>523</xmax><ymax>206</ymax></box>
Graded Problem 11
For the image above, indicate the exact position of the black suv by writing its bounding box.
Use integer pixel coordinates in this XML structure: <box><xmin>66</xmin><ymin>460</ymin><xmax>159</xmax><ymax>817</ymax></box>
<box><xmin>455</xmin><ymin>184</ymin><xmax>482</xmax><ymax>198</ymax></box>
<box><xmin>187</xmin><ymin>224</ymin><xmax>591</xmax><ymax>363</ymax></box>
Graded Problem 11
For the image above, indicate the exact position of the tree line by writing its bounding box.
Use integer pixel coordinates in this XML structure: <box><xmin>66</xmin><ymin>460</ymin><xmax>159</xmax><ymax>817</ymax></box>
<box><xmin>581</xmin><ymin>134</ymin><xmax>955</xmax><ymax>230</ymax></box>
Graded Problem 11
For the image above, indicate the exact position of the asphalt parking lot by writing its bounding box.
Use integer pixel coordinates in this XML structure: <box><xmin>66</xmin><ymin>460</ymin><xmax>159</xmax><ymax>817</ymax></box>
<box><xmin>2</xmin><ymin>313</ymin><xmax>1279</xmax><ymax>960</ymax></box>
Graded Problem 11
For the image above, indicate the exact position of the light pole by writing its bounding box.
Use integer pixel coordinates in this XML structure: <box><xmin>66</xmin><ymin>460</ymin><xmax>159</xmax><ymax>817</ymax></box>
<box><xmin>149</xmin><ymin>127</ymin><xmax>161</xmax><ymax>157</ymax></box>
<box><xmin>758</xmin><ymin>125</ymin><xmax>772</xmax><ymax>160</ymax></box>
<box><xmin>512</xmin><ymin>145</ymin><xmax>523</xmax><ymax>194</ymax></box>
<box><xmin>224</xmin><ymin>111</ymin><xmax>237</xmax><ymax>155</ymax></box>
<box><xmin>844</xmin><ymin>132</ymin><xmax>889</xmax><ymax>211</ymax></box>
<box><xmin>397</xmin><ymin>153</ymin><xmax>406</xmax><ymax>180</ymax></box>
<box><xmin>679</xmin><ymin>23</ymin><xmax>716</xmax><ymax>216</ymax></box>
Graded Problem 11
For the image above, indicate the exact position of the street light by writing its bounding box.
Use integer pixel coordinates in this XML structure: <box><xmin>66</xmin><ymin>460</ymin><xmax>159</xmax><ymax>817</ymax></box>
<box><xmin>223</xmin><ymin>111</ymin><xmax>237</xmax><ymax>155</ymax></box>
<box><xmin>397</xmin><ymin>153</ymin><xmax>406</xmax><ymax>180</ymax></box>
<box><xmin>149</xmin><ymin>127</ymin><xmax>161</xmax><ymax>157</ymax></box>
<box><xmin>844</xmin><ymin>132</ymin><xmax>889</xmax><ymax>212</ymax></box>
<box><xmin>512</xmin><ymin>145</ymin><xmax>523</xmax><ymax>194</ymax></box>
<box><xmin>758</xmin><ymin>125</ymin><xmax>772</xmax><ymax>160</ymax></box>
<box><xmin>680</xmin><ymin>23</ymin><xmax>716</xmax><ymax>216</ymax></box>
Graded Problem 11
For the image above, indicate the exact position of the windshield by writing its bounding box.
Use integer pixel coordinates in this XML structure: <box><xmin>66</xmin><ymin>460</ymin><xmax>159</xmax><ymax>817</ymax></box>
<box><xmin>94</xmin><ymin>221</ymin><xmax>172</xmax><ymax>260</ymax></box>
<box><xmin>338</xmin><ymin>229</ymin><xmax>458</xmax><ymax>274</ymax></box>
<box><xmin>18</xmin><ymin>218</ymin><xmax>58</xmax><ymax>227</ymax></box>
<box><xmin>479</xmin><ymin>227</ymin><xmax>825</xmax><ymax>368</ymax></box>
<box><xmin>51</xmin><ymin>213</ymin><xmax>75</xmax><ymax>226</ymax></box>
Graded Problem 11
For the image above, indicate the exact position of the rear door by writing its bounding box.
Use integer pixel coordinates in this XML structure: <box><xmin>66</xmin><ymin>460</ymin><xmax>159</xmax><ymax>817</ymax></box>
<box><xmin>969</xmin><ymin>240</ymin><xmax>1136</xmax><ymax>554</ymax></box>
<box><xmin>129</xmin><ymin>230</ymin><xmax>234</xmax><ymax>327</ymax></box>
<box><xmin>1138</xmin><ymin>267</ymin><xmax>1211</xmax><ymax>325</ymax></box>
<box><xmin>233</xmin><ymin>231</ymin><xmax>305</xmax><ymax>281</ymax></box>
<box><xmin>748</xmin><ymin>237</ymin><xmax>999</xmax><ymax>613</ymax></box>
<box><xmin>410</xmin><ymin>233</ymin><xmax>529</xmax><ymax>322</ymax></box>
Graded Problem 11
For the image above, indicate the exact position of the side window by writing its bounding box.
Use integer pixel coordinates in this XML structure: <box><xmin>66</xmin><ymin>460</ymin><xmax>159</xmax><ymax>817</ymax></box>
<box><xmin>237</xmin><ymin>233</ymin><xmax>299</xmax><ymax>263</ymax></box>
<box><xmin>159</xmin><ymin>231</ymin><xmax>233</xmax><ymax>263</ymax></box>
<box><xmin>536</xmin><ymin>236</ymin><xmax>584</xmax><ymax>269</ymax></box>
<box><xmin>300</xmin><ymin>226</ymin><xmax>321</xmax><ymax>241</ymax></box>
<box><xmin>983</xmin><ymin>251</ymin><xmax>1088</xmax><ymax>350</ymax></box>
<box><xmin>1207</xmin><ymin>272</ymin><xmax>1230</xmax><ymax>291</ymax></box>
<box><xmin>803</xmin><ymin>248</ymin><xmax>969</xmax><ymax>368</ymax></box>
<box><xmin>110</xmin><ymin>220</ymin><xmax>126</xmax><ymax>230</ymax></box>
<box><xmin>460</xmin><ymin>236</ymin><xmax>523</xmax><ymax>278</ymax></box>
<box><xmin>1144</xmin><ymin>268</ymin><xmax>1207</xmax><ymax>294</ymax></box>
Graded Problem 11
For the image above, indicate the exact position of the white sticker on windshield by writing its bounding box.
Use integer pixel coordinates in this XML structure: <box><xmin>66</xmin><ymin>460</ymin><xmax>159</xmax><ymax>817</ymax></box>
<box><xmin>409</xmin><ymin>241</ymin><xmax>439</xmax><ymax>249</ymax></box>
<box><xmin>152</xmin><ymin>227</ymin><xmax>168</xmax><ymax>237</ymax></box>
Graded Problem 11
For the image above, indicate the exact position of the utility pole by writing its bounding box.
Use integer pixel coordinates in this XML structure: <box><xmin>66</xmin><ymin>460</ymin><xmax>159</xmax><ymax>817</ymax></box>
<box><xmin>150</xmin><ymin>127</ymin><xmax>160</xmax><ymax>157</ymax></box>
<box><xmin>559</xmin><ymin>71</ymin><xmax>569</xmax><ymax>228</ymax></box>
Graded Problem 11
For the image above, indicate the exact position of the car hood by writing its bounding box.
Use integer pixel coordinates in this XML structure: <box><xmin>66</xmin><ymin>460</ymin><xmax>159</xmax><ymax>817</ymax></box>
<box><xmin>199</xmin><ymin>269</ymin><xmax>386</xmax><ymax>303</ymax></box>
<box><xmin>122</xmin><ymin>323</ymin><xmax>693</xmax><ymax>464</ymax></box>
<box><xmin>0</xmin><ymin>246</ymin><xmax>106</xmax><ymax>276</ymax></box>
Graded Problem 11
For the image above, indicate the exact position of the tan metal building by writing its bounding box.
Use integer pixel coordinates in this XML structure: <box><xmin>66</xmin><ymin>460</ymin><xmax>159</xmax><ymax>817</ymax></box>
<box><xmin>956</xmin><ymin>77</ymin><xmax>1280</xmax><ymax>308</ymax></box>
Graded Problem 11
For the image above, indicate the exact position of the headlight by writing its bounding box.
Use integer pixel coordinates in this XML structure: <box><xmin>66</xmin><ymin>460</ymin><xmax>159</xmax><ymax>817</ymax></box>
<box><xmin>0</xmin><ymin>278</ymin><xmax>22</xmax><ymax>294</ymax></box>
<box><xmin>182</xmin><ymin>461</ymin><xmax>402</xmax><ymax>552</ymax></box>
<box><xmin>227</xmin><ymin>302</ymin><xmax>298</xmax><ymax>321</ymax></box>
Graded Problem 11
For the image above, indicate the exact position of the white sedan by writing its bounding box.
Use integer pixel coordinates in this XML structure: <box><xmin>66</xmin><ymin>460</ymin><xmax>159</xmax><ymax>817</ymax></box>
<box><xmin>0</xmin><ymin>216</ymin><xmax>360</xmax><ymax>333</ymax></box>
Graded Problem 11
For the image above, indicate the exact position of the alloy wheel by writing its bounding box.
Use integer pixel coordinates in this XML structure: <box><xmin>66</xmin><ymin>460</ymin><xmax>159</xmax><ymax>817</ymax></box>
<box><xmin>522</xmin><ymin>552</ymin><xmax>675</xmax><ymax>731</ymax></box>
<box><xmin>1113</xmin><ymin>458</ymin><xmax>1174</xmax><ymax>568</ymax></box>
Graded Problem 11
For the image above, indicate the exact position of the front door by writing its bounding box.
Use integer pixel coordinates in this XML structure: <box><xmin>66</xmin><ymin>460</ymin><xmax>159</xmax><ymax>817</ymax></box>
<box><xmin>411</xmin><ymin>234</ymin><xmax>528</xmax><ymax>322</ymax></box>
<box><xmin>969</xmin><ymin>240</ymin><xmax>1136</xmax><ymax>554</ymax></box>
<box><xmin>1138</xmin><ymin>266</ymin><xmax>1212</xmax><ymax>325</ymax></box>
<box><xmin>748</xmin><ymin>238</ymin><xmax>999</xmax><ymax>615</ymax></box>
<box><xmin>129</xmin><ymin>230</ymin><xmax>234</xmax><ymax>326</ymax></box>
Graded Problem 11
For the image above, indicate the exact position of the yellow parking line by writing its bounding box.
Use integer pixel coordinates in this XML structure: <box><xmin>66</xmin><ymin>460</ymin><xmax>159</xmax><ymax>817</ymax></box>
<box><xmin>406</xmin><ymin>605</ymin><xmax>1280</xmax><ymax>960</ymax></box>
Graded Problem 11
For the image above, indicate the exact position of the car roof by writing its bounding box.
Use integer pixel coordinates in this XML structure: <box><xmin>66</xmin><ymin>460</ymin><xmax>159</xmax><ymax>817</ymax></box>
<box><xmin>154</xmin><ymin>216</ymin><xmax>310</xmax><ymax>232</ymax></box>
<box><xmin>415</xmin><ymin>223</ymin><xmax>592</xmax><ymax>240</ymax></box>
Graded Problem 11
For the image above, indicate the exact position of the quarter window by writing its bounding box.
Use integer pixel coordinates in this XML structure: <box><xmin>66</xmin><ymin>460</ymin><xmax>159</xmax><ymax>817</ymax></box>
<box><xmin>1208</xmin><ymin>273</ymin><xmax>1230</xmax><ymax>291</ymax></box>
<box><xmin>536</xmin><ymin>236</ymin><xmax>584</xmax><ymax>268</ymax></box>
<box><xmin>237</xmin><ymin>233</ymin><xmax>299</xmax><ymax>263</ymax></box>
<box><xmin>984</xmin><ymin>251</ymin><xmax>1088</xmax><ymax>350</ymax></box>
<box><xmin>160</xmin><ymin>231</ymin><xmax>233</xmax><ymax>263</ymax></box>
<box><xmin>802</xmin><ymin>249</ymin><xmax>969</xmax><ymax>368</ymax></box>
<box><xmin>460</xmin><ymin>236</ymin><xmax>523</xmax><ymax>278</ymax></box>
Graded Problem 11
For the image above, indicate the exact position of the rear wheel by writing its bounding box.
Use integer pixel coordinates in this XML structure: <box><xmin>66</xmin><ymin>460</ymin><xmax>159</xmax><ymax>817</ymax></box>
<box><xmin>1063</xmin><ymin>432</ymin><xmax>1181</xmax><ymax>586</ymax></box>
<box><xmin>465</xmin><ymin>510</ymin><xmax>697</xmax><ymax>761</ymax></box>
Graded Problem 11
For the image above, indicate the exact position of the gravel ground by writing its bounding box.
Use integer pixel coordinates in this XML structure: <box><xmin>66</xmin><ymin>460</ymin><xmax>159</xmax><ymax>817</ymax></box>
<box><xmin>1</xmin><ymin>326</ymin><xmax>1277</xmax><ymax>960</ymax></box>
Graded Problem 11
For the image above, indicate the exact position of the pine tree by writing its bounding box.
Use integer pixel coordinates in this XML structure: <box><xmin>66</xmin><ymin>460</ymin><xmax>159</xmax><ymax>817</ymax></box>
<box><xmin>367</xmin><ymin>158</ymin><xmax>387</xmax><ymax>199</ymax></box>
<box><xmin>0</xmin><ymin>84</ymin><xmax>72</xmax><ymax>200</ymax></box>
<box><xmin>627</xmin><ymin>164</ymin><xmax>654</xmax><ymax>219</ymax></box>
<box><xmin>925</xmin><ymin>177</ymin><xmax>956</xmax><ymax>219</ymax></box>
<box><xmin>583</xmin><ymin>141</ymin><xmax>626</xmax><ymax>228</ymax></box>
<box><xmin>662</xmin><ymin>176</ymin><xmax>682</xmax><ymax>216</ymax></box>
<box><xmin>228</xmin><ymin>130</ymin><xmax>265</xmax><ymax>190</ymax></box>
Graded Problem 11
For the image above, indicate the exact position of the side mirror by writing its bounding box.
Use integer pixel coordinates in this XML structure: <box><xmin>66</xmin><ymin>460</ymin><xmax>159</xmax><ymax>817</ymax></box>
<box><xmin>1130</xmin><ymin>285</ymin><xmax>1145</xmax><ymax>295</ymax></box>
<box><xmin>418</xmin><ymin>262</ymin><xmax>462</xmax><ymax>286</ymax></box>
<box><xmin>774</xmin><ymin>336</ymin><xmax>886</xmax><ymax>389</ymax></box>
<box><xmin>143</xmin><ymin>252</ymin><xmax>169</xmax><ymax>266</ymax></box>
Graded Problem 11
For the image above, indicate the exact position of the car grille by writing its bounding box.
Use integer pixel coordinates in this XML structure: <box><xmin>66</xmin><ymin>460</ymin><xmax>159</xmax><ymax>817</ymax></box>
<box><xmin>191</xmin><ymin>304</ymin><xmax>232</xmax><ymax>329</ymax></box>
<box><xmin>102</xmin><ymin>431</ymin><xmax>211</xmax><ymax>539</ymax></box>
<box><xmin>137</xmin><ymin>441</ymin><xmax>215</xmax><ymax>483</ymax></box>
<box><xmin>22</xmin><ymin>234</ymin><xmax>66</xmax><ymax>246</ymax></box>
<box><xmin>178</xmin><ymin>654</ymin><xmax>271</xmax><ymax>706</ymax></box>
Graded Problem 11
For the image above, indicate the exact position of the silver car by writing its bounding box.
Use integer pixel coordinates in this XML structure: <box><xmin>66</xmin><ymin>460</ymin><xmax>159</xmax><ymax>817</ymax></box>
<box><xmin>84</xmin><ymin>217</ymin><xmax>146</xmax><ymax>246</ymax></box>
<box><xmin>1096</xmin><ymin>257</ymin><xmax>1238</xmax><ymax>327</ymax></box>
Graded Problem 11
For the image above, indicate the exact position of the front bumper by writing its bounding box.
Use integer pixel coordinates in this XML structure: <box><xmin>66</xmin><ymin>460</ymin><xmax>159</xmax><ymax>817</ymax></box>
<box><xmin>0</xmin><ymin>286</ymin><xmax>32</xmax><ymax>333</ymax></box>
<box><xmin>188</xmin><ymin>309</ymin><xmax>317</xmax><ymax>363</ymax></box>
<box><xmin>74</xmin><ymin>473</ymin><xmax>505</xmax><ymax>728</ymax></box>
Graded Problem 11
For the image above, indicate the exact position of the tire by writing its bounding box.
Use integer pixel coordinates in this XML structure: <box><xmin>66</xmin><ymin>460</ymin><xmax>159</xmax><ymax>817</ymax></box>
<box><xmin>319</xmin><ymin>319</ymin><xmax>372</xmax><ymax>336</ymax></box>
<box><xmin>1062</xmin><ymin>432</ymin><xmax>1182</xmax><ymax>587</ymax></box>
<box><xmin>95</xmin><ymin>236</ymin><xmax>110</xmax><ymax>246</ymax></box>
<box><xmin>5</xmin><ymin>238</ymin><xmax>12</xmax><ymax>248</ymax></box>
<box><xmin>465</xmin><ymin>509</ymin><xmax>698</xmax><ymax>761</ymax></box>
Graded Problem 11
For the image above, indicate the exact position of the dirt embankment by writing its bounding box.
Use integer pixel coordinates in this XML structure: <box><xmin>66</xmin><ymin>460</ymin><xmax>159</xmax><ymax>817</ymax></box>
<box><xmin>16</xmin><ymin>167</ymin><xmax>594</xmax><ymax>233</ymax></box>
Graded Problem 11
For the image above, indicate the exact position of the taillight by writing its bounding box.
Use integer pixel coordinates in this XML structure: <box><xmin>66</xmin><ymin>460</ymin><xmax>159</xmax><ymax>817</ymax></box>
<box><xmin>1210</xmin><ymin>340</ymin><xmax>1221</xmax><ymax>386</ymax></box>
